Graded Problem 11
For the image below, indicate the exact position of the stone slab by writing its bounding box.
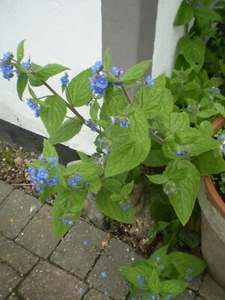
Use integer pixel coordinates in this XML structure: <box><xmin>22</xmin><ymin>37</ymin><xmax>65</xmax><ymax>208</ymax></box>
<box><xmin>198</xmin><ymin>273</ymin><xmax>225</xmax><ymax>300</ymax></box>
<box><xmin>0</xmin><ymin>180</ymin><xmax>13</xmax><ymax>204</ymax></box>
<box><xmin>16</xmin><ymin>205</ymin><xmax>59</xmax><ymax>259</ymax></box>
<box><xmin>0</xmin><ymin>235</ymin><xmax>39</xmax><ymax>275</ymax></box>
<box><xmin>83</xmin><ymin>289</ymin><xmax>109</xmax><ymax>300</ymax></box>
<box><xmin>18</xmin><ymin>260</ymin><xmax>88</xmax><ymax>300</ymax></box>
<box><xmin>0</xmin><ymin>261</ymin><xmax>22</xmax><ymax>300</ymax></box>
<box><xmin>87</xmin><ymin>238</ymin><xmax>139</xmax><ymax>300</ymax></box>
<box><xmin>0</xmin><ymin>189</ymin><xmax>41</xmax><ymax>238</ymax></box>
<box><xmin>188</xmin><ymin>273</ymin><xmax>204</xmax><ymax>292</ymax></box>
<box><xmin>50</xmin><ymin>219</ymin><xmax>108</xmax><ymax>278</ymax></box>
<box><xmin>174</xmin><ymin>288</ymin><xmax>195</xmax><ymax>300</ymax></box>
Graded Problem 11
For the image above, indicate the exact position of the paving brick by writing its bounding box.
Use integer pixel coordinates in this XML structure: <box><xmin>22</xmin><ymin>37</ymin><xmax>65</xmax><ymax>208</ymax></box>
<box><xmin>0</xmin><ymin>235</ymin><xmax>39</xmax><ymax>275</ymax></box>
<box><xmin>198</xmin><ymin>273</ymin><xmax>225</xmax><ymax>300</ymax></box>
<box><xmin>83</xmin><ymin>289</ymin><xmax>109</xmax><ymax>300</ymax></box>
<box><xmin>0</xmin><ymin>262</ymin><xmax>22</xmax><ymax>299</ymax></box>
<box><xmin>0</xmin><ymin>190</ymin><xmax>41</xmax><ymax>239</ymax></box>
<box><xmin>87</xmin><ymin>238</ymin><xmax>139</xmax><ymax>300</ymax></box>
<box><xmin>0</xmin><ymin>180</ymin><xmax>13</xmax><ymax>204</ymax></box>
<box><xmin>16</xmin><ymin>205</ymin><xmax>59</xmax><ymax>259</ymax></box>
<box><xmin>189</xmin><ymin>273</ymin><xmax>204</xmax><ymax>292</ymax></box>
<box><xmin>18</xmin><ymin>260</ymin><xmax>88</xmax><ymax>300</ymax></box>
<box><xmin>50</xmin><ymin>219</ymin><xmax>108</xmax><ymax>278</ymax></box>
<box><xmin>174</xmin><ymin>289</ymin><xmax>196</xmax><ymax>300</ymax></box>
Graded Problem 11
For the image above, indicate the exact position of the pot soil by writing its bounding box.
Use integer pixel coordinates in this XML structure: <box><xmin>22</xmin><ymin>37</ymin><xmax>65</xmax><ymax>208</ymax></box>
<box><xmin>198</xmin><ymin>116</ymin><xmax>225</xmax><ymax>289</ymax></box>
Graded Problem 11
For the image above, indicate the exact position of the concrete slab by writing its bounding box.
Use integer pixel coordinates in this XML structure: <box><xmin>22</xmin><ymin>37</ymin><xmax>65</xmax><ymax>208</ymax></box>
<box><xmin>188</xmin><ymin>273</ymin><xmax>205</xmax><ymax>292</ymax></box>
<box><xmin>174</xmin><ymin>288</ymin><xmax>195</xmax><ymax>300</ymax></box>
<box><xmin>50</xmin><ymin>219</ymin><xmax>109</xmax><ymax>278</ymax></box>
<box><xmin>0</xmin><ymin>189</ymin><xmax>41</xmax><ymax>238</ymax></box>
<box><xmin>0</xmin><ymin>261</ymin><xmax>22</xmax><ymax>300</ymax></box>
<box><xmin>0</xmin><ymin>235</ymin><xmax>39</xmax><ymax>275</ymax></box>
<box><xmin>16</xmin><ymin>205</ymin><xmax>59</xmax><ymax>259</ymax></box>
<box><xmin>0</xmin><ymin>180</ymin><xmax>13</xmax><ymax>204</ymax></box>
<box><xmin>87</xmin><ymin>238</ymin><xmax>139</xmax><ymax>300</ymax></box>
<box><xmin>83</xmin><ymin>289</ymin><xmax>109</xmax><ymax>300</ymax></box>
<box><xmin>198</xmin><ymin>273</ymin><xmax>225</xmax><ymax>300</ymax></box>
<box><xmin>18</xmin><ymin>260</ymin><xmax>88</xmax><ymax>300</ymax></box>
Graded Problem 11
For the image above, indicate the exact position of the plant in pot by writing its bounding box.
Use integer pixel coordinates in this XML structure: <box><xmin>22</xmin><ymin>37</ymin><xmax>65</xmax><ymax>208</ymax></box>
<box><xmin>1</xmin><ymin>1</ymin><xmax>225</xmax><ymax>298</ymax></box>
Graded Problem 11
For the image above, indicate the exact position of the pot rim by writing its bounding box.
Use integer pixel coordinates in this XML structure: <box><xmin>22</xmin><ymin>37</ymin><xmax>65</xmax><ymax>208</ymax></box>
<box><xmin>204</xmin><ymin>116</ymin><xmax>225</xmax><ymax>218</ymax></box>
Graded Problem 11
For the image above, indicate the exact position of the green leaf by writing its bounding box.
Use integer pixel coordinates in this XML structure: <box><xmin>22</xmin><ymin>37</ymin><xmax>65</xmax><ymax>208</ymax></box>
<box><xmin>144</xmin><ymin>146</ymin><xmax>170</xmax><ymax>167</ymax></box>
<box><xmin>105</xmin><ymin>105</ymin><xmax>151</xmax><ymax>177</ymax></box>
<box><xmin>160</xmin><ymin>280</ymin><xmax>188</xmax><ymax>296</ymax></box>
<box><xmin>198</xmin><ymin>109</ymin><xmax>220</xmax><ymax>118</ymax></box>
<box><xmin>147</xmin><ymin>174</ymin><xmax>169</xmax><ymax>185</ymax></box>
<box><xmin>148</xmin><ymin>270</ymin><xmax>160</xmax><ymax>294</ymax></box>
<box><xmin>16</xmin><ymin>39</ymin><xmax>26</xmax><ymax>63</ymax></box>
<box><xmin>173</xmin><ymin>0</ymin><xmax>194</xmax><ymax>26</ymax></box>
<box><xmin>121</xmin><ymin>180</ymin><xmax>134</xmax><ymax>196</ymax></box>
<box><xmin>123</xmin><ymin>60</ymin><xmax>151</xmax><ymax>84</ymax></box>
<box><xmin>134</xmin><ymin>73</ymin><xmax>166</xmax><ymax>119</ymax></box>
<box><xmin>17</xmin><ymin>74</ymin><xmax>28</xmax><ymax>99</ymax></box>
<box><xmin>104</xmin><ymin>48</ymin><xmax>112</xmax><ymax>72</ymax></box>
<box><xmin>193</xmin><ymin>150</ymin><xmax>225</xmax><ymax>175</ymax></box>
<box><xmin>36</xmin><ymin>63</ymin><xmax>69</xmax><ymax>80</ymax></box>
<box><xmin>194</xmin><ymin>6</ymin><xmax>222</xmax><ymax>21</ymax></box>
<box><xmin>14</xmin><ymin>63</ymin><xmax>29</xmax><ymax>74</ymax></box>
<box><xmin>167</xmin><ymin>252</ymin><xmax>206</xmax><ymax>277</ymax></box>
<box><xmin>28</xmin><ymin>85</ymin><xmax>37</xmax><ymax>99</ymax></box>
<box><xmin>90</xmin><ymin>100</ymin><xmax>100</xmax><ymax>120</ymax></box>
<box><xmin>49</xmin><ymin>117</ymin><xmax>83</xmax><ymax>145</ymax></box>
<box><xmin>68</xmin><ymin>68</ymin><xmax>93</xmax><ymax>107</ymax></box>
<box><xmin>174</xmin><ymin>128</ymin><xmax>200</xmax><ymax>145</ymax></box>
<box><xmin>96</xmin><ymin>187</ymin><xmax>135</xmax><ymax>224</ymax></box>
<box><xmin>165</xmin><ymin>160</ymin><xmax>200</xmax><ymax>226</ymax></box>
<box><xmin>42</xmin><ymin>139</ymin><xmax>59</xmax><ymax>159</ymax></box>
<box><xmin>156</xmin><ymin>112</ymin><xmax>190</xmax><ymax>138</ymax></box>
<box><xmin>180</xmin><ymin>37</ymin><xmax>206</xmax><ymax>69</ymax></box>
<box><xmin>103</xmin><ymin>178</ymin><xmax>122</xmax><ymax>193</ymax></box>
<box><xmin>39</xmin><ymin>96</ymin><xmax>67</xmax><ymax>136</ymax></box>
<box><xmin>121</xmin><ymin>264</ymin><xmax>151</xmax><ymax>290</ymax></box>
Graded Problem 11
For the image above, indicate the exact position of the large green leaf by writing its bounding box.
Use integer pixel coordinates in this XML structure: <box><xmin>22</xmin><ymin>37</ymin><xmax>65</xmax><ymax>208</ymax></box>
<box><xmin>96</xmin><ymin>187</ymin><xmax>135</xmax><ymax>224</ymax></box>
<box><xmin>121</xmin><ymin>264</ymin><xmax>151</xmax><ymax>290</ymax></box>
<box><xmin>193</xmin><ymin>150</ymin><xmax>225</xmax><ymax>175</ymax></box>
<box><xmin>16</xmin><ymin>39</ymin><xmax>26</xmax><ymax>63</ymax></box>
<box><xmin>17</xmin><ymin>74</ymin><xmax>28</xmax><ymax>99</ymax></box>
<box><xmin>180</xmin><ymin>37</ymin><xmax>206</xmax><ymax>69</ymax></box>
<box><xmin>174</xmin><ymin>0</ymin><xmax>194</xmax><ymax>26</ymax></box>
<box><xmin>194</xmin><ymin>6</ymin><xmax>222</xmax><ymax>21</ymax></box>
<box><xmin>148</xmin><ymin>270</ymin><xmax>160</xmax><ymax>294</ymax></box>
<box><xmin>134</xmin><ymin>74</ymin><xmax>166</xmax><ymax>119</ymax></box>
<box><xmin>105</xmin><ymin>105</ymin><xmax>150</xmax><ymax>177</ymax></box>
<box><xmin>42</xmin><ymin>139</ymin><xmax>59</xmax><ymax>159</ymax></box>
<box><xmin>165</xmin><ymin>160</ymin><xmax>200</xmax><ymax>226</ymax></box>
<box><xmin>104</xmin><ymin>48</ymin><xmax>112</xmax><ymax>72</ymax></box>
<box><xmin>67</xmin><ymin>68</ymin><xmax>93</xmax><ymax>107</ymax></box>
<box><xmin>39</xmin><ymin>96</ymin><xmax>67</xmax><ymax>136</ymax></box>
<box><xmin>123</xmin><ymin>60</ymin><xmax>151</xmax><ymax>84</ymax></box>
<box><xmin>36</xmin><ymin>63</ymin><xmax>69</xmax><ymax>80</ymax></box>
<box><xmin>160</xmin><ymin>280</ymin><xmax>188</xmax><ymax>297</ymax></box>
<box><xmin>144</xmin><ymin>141</ymin><xmax>170</xmax><ymax>167</ymax></box>
<box><xmin>49</xmin><ymin>117</ymin><xmax>83</xmax><ymax>145</ymax></box>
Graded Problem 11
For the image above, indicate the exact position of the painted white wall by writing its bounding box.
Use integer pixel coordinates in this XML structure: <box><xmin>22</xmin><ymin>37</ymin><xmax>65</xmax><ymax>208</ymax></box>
<box><xmin>152</xmin><ymin>0</ymin><xmax>184</xmax><ymax>78</ymax></box>
<box><xmin>0</xmin><ymin>0</ymin><xmax>101</xmax><ymax>155</ymax></box>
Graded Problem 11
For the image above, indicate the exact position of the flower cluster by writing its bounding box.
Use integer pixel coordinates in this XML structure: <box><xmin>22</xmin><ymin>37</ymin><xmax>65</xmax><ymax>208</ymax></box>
<box><xmin>68</xmin><ymin>174</ymin><xmax>82</xmax><ymax>186</ymax></box>
<box><xmin>163</xmin><ymin>180</ymin><xmax>177</xmax><ymax>195</ymax></box>
<box><xmin>26</xmin><ymin>99</ymin><xmax>41</xmax><ymax>117</ymax></box>
<box><xmin>110</xmin><ymin>115</ymin><xmax>130</xmax><ymax>128</ymax></box>
<box><xmin>146</xmin><ymin>75</ymin><xmax>154</xmax><ymax>86</ymax></box>
<box><xmin>85</xmin><ymin>119</ymin><xmax>98</xmax><ymax>132</ymax></box>
<box><xmin>0</xmin><ymin>52</ymin><xmax>14</xmax><ymax>81</ymax></box>
<box><xmin>208</xmin><ymin>86</ymin><xmax>220</xmax><ymax>100</ymax></box>
<box><xmin>60</xmin><ymin>72</ymin><xmax>69</xmax><ymax>86</ymax></box>
<box><xmin>175</xmin><ymin>145</ymin><xmax>191</xmax><ymax>157</ymax></box>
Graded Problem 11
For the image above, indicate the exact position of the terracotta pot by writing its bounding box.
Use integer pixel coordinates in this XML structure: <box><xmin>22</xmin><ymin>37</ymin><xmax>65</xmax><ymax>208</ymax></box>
<box><xmin>198</xmin><ymin>116</ymin><xmax>225</xmax><ymax>289</ymax></box>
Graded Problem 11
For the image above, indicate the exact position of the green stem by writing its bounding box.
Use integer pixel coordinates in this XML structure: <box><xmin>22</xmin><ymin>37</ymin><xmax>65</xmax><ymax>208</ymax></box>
<box><xmin>167</xmin><ymin>222</ymin><xmax>183</xmax><ymax>251</ymax></box>
<box><xmin>121</xmin><ymin>86</ymin><xmax>132</xmax><ymax>105</ymax></box>
<box><xmin>149</xmin><ymin>129</ymin><xmax>164</xmax><ymax>145</ymax></box>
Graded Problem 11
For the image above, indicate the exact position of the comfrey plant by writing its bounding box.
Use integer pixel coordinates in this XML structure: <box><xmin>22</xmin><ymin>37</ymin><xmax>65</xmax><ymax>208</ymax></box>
<box><xmin>2</xmin><ymin>1</ymin><xmax>225</xmax><ymax>298</ymax></box>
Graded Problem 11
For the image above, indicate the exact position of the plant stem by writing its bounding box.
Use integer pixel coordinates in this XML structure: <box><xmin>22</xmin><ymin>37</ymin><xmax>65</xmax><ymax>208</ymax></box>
<box><xmin>121</xmin><ymin>86</ymin><xmax>132</xmax><ymax>104</ymax></box>
<box><xmin>167</xmin><ymin>223</ymin><xmax>183</xmax><ymax>251</ymax></box>
<box><xmin>149</xmin><ymin>129</ymin><xmax>164</xmax><ymax>145</ymax></box>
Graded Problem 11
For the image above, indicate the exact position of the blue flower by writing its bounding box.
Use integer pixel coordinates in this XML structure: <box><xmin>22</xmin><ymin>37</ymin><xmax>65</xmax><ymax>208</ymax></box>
<box><xmin>60</xmin><ymin>216</ymin><xmax>74</xmax><ymax>226</ymax></box>
<box><xmin>47</xmin><ymin>176</ymin><xmax>59</xmax><ymax>187</ymax></box>
<box><xmin>91</xmin><ymin>61</ymin><xmax>103</xmax><ymax>74</ymax></box>
<box><xmin>137</xmin><ymin>274</ymin><xmax>145</xmax><ymax>285</ymax></box>
<box><xmin>34</xmin><ymin>185</ymin><xmax>44</xmax><ymax>193</ymax></box>
<box><xmin>38</xmin><ymin>154</ymin><xmax>45</xmax><ymax>161</ymax></box>
<box><xmin>22</xmin><ymin>61</ymin><xmax>31</xmax><ymax>70</ymax></box>
<box><xmin>195</xmin><ymin>3</ymin><xmax>201</xmax><ymax>9</ymax></box>
<box><xmin>37</xmin><ymin>168</ymin><xmax>49</xmax><ymax>179</ymax></box>
<box><xmin>26</xmin><ymin>99</ymin><xmax>40</xmax><ymax>117</ymax></box>
<box><xmin>165</xmin><ymin>295</ymin><xmax>172</xmax><ymax>300</ymax></box>
<box><xmin>175</xmin><ymin>145</ymin><xmax>190</xmax><ymax>157</ymax></box>
<box><xmin>122</xmin><ymin>203</ymin><xmax>131</xmax><ymax>211</ymax></box>
<box><xmin>0</xmin><ymin>62</ymin><xmax>14</xmax><ymax>80</ymax></box>
<box><xmin>110</xmin><ymin>116</ymin><xmax>117</xmax><ymax>124</ymax></box>
<box><xmin>28</xmin><ymin>166</ymin><xmax>36</xmax><ymax>177</ymax></box>
<box><xmin>2</xmin><ymin>52</ymin><xmax>12</xmax><ymax>61</ymax></box>
<box><xmin>112</xmin><ymin>81</ymin><xmax>123</xmax><ymax>87</ymax></box>
<box><xmin>111</xmin><ymin>66</ymin><xmax>123</xmax><ymax>77</ymax></box>
<box><xmin>68</xmin><ymin>174</ymin><xmax>82</xmax><ymax>186</ymax></box>
<box><xmin>101</xmin><ymin>271</ymin><xmax>108</xmax><ymax>277</ymax></box>
<box><xmin>146</xmin><ymin>75</ymin><xmax>154</xmax><ymax>86</ymax></box>
<box><xmin>120</xmin><ymin>119</ymin><xmax>130</xmax><ymax>128</ymax></box>
<box><xmin>90</xmin><ymin>75</ymin><xmax>108</xmax><ymax>95</ymax></box>
<box><xmin>90</xmin><ymin>122</ymin><xmax>98</xmax><ymax>132</ymax></box>
<box><xmin>155</xmin><ymin>256</ymin><xmax>161</xmax><ymax>263</ymax></box>
<box><xmin>185</xmin><ymin>276</ymin><xmax>192</xmax><ymax>283</ymax></box>
<box><xmin>95</xmin><ymin>76</ymin><xmax>108</xmax><ymax>89</ymax></box>
<box><xmin>48</xmin><ymin>157</ymin><xmax>58</xmax><ymax>168</ymax></box>
<box><xmin>78</xmin><ymin>287</ymin><xmax>84</xmax><ymax>294</ymax></box>
<box><xmin>102</xmin><ymin>148</ymin><xmax>109</xmax><ymax>155</ymax></box>
<box><xmin>104</xmin><ymin>291</ymin><xmax>109</xmax><ymax>296</ymax></box>
<box><xmin>83</xmin><ymin>240</ymin><xmax>89</xmax><ymax>246</ymax></box>
<box><xmin>60</xmin><ymin>72</ymin><xmax>69</xmax><ymax>86</ymax></box>
<box><xmin>160</xmin><ymin>265</ymin><xmax>166</xmax><ymax>270</ymax></box>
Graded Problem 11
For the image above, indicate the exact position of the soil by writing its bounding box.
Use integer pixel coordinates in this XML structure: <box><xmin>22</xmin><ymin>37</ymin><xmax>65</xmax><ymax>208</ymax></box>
<box><xmin>0</xmin><ymin>139</ymin><xmax>157</xmax><ymax>257</ymax></box>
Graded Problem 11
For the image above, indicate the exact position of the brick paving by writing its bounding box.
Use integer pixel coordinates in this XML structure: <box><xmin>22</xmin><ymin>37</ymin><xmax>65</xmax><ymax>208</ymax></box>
<box><xmin>0</xmin><ymin>180</ymin><xmax>225</xmax><ymax>300</ymax></box>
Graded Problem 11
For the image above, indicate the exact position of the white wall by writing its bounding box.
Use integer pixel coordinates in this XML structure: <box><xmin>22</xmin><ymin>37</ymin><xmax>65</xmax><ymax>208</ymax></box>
<box><xmin>0</xmin><ymin>0</ymin><xmax>102</xmax><ymax>155</ymax></box>
<box><xmin>152</xmin><ymin>0</ymin><xmax>184</xmax><ymax>78</ymax></box>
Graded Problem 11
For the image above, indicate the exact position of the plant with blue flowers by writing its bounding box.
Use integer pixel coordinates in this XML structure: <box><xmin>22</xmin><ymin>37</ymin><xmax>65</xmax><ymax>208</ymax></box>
<box><xmin>2</xmin><ymin>1</ymin><xmax>225</xmax><ymax>298</ymax></box>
